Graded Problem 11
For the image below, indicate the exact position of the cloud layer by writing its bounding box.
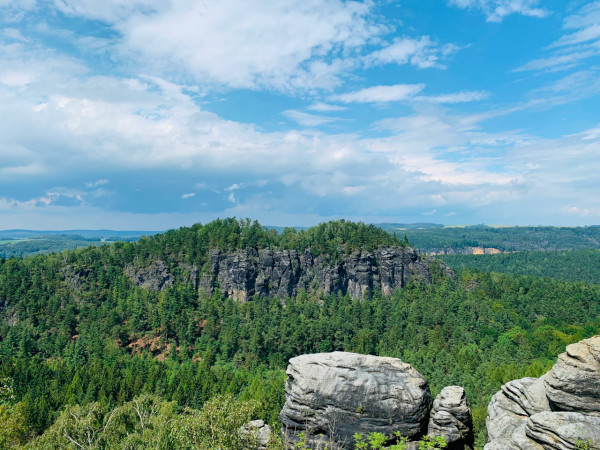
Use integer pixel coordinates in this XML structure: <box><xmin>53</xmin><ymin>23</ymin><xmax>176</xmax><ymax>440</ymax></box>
<box><xmin>0</xmin><ymin>0</ymin><xmax>599</xmax><ymax>228</ymax></box>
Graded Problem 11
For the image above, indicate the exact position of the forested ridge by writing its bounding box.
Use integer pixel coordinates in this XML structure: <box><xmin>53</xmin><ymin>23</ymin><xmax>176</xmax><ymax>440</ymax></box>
<box><xmin>441</xmin><ymin>249</ymin><xmax>600</xmax><ymax>285</ymax></box>
<box><xmin>1</xmin><ymin>219</ymin><xmax>599</xmax><ymax>448</ymax></box>
<box><xmin>386</xmin><ymin>225</ymin><xmax>600</xmax><ymax>253</ymax></box>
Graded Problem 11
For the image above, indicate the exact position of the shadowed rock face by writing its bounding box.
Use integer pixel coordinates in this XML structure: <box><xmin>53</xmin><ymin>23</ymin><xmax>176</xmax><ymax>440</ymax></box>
<box><xmin>428</xmin><ymin>386</ymin><xmax>474</xmax><ymax>449</ymax></box>
<box><xmin>280</xmin><ymin>352</ymin><xmax>432</xmax><ymax>449</ymax></box>
<box><xmin>197</xmin><ymin>246</ymin><xmax>451</xmax><ymax>302</ymax></box>
<box><xmin>485</xmin><ymin>336</ymin><xmax>600</xmax><ymax>450</ymax></box>
<box><xmin>124</xmin><ymin>247</ymin><xmax>452</xmax><ymax>301</ymax></box>
<box><xmin>123</xmin><ymin>260</ymin><xmax>173</xmax><ymax>292</ymax></box>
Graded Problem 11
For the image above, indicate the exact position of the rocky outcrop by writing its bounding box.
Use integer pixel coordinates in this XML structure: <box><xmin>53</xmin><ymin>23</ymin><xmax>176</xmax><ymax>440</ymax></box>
<box><xmin>485</xmin><ymin>336</ymin><xmax>600</xmax><ymax>449</ymax></box>
<box><xmin>280</xmin><ymin>352</ymin><xmax>437</xmax><ymax>449</ymax></box>
<box><xmin>194</xmin><ymin>246</ymin><xmax>450</xmax><ymax>302</ymax></box>
<box><xmin>124</xmin><ymin>260</ymin><xmax>173</xmax><ymax>292</ymax></box>
<box><xmin>545</xmin><ymin>336</ymin><xmax>600</xmax><ymax>415</ymax></box>
<box><xmin>240</xmin><ymin>420</ymin><xmax>272</xmax><ymax>449</ymax></box>
<box><xmin>428</xmin><ymin>386</ymin><xmax>474</xmax><ymax>449</ymax></box>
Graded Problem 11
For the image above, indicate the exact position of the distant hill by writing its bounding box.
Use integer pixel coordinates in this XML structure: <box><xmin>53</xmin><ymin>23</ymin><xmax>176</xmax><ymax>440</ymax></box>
<box><xmin>393</xmin><ymin>225</ymin><xmax>600</xmax><ymax>254</ymax></box>
<box><xmin>4</xmin><ymin>223</ymin><xmax>600</xmax><ymax>259</ymax></box>
<box><xmin>441</xmin><ymin>249</ymin><xmax>600</xmax><ymax>285</ymax></box>
<box><xmin>0</xmin><ymin>230</ymin><xmax>160</xmax><ymax>258</ymax></box>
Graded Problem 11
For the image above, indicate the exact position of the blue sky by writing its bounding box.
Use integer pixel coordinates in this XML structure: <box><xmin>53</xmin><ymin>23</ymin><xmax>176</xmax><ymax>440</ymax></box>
<box><xmin>0</xmin><ymin>0</ymin><xmax>599</xmax><ymax>229</ymax></box>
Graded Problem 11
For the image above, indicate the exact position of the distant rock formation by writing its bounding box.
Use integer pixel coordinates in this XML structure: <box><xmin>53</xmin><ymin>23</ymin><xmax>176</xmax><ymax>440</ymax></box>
<box><xmin>280</xmin><ymin>352</ymin><xmax>472</xmax><ymax>449</ymax></box>
<box><xmin>126</xmin><ymin>246</ymin><xmax>453</xmax><ymax>300</ymax></box>
<box><xmin>124</xmin><ymin>260</ymin><xmax>173</xmax><ymax>292</ymax></box>
<box><xmin>485</xmin><ymin>335</ymin><xmax>600</xmax><ymax>449</ymax></box>
<box><xmin>240</xmin><ymin>420</ymin><xmax>272</xmax><ymax>449</ymax></box>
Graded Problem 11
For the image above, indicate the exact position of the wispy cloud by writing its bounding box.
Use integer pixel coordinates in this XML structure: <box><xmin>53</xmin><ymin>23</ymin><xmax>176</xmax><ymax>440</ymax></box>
<box><xmin>332</xmin><ymin>84</ymin><xmax>425</xmax><ymax>103</ymax></box>
<box><xmin>448</xmin><ymin>0</ymin><xmax>549</xmax><ymax>22</ymax></box>
<box><xmin>365</xmin><ymin>37</ymin><xmax>460</xmax><ymax>69</ymax></box>
<box><xmin>181</xmin><ymin>192</ymin><xmax>195</xmax><ymax>199</ymax></box>
<box><xmin>85</xmin><ymin>179</ymin><xmax>110</xmax><ymax>188</ymax></box>
<box><xmin>283</xmin><ymin>109</ymin><xmax>339</xmax><ymax>127</ymax></box>
<box><xmin>307</xmin><ymin>102</ymin><xmax>347</xmax><ymax>112</ymax></box>
<box><xmin>516</xmin><ymin>2</ymin><xmax>600</xmax><ymax>72</ymax></box>
<box><xmin>417</xmin><ymin>91</ymin><xmax>490</xmax><ymax>104</ymax></box>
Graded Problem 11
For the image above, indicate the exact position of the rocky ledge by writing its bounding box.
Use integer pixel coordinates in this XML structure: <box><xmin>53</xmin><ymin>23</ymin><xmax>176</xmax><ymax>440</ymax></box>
<box><xmin>125</xmin><ymin>246</ymin><xmax>453</xmax><ymax>301</ymax></box>
<box><xmin>280</xmin><ymin>352</ymin><xmax>472</xmax><ymax>449</ymax></box>
<box><xmin>485</xmin><ymin>335</ymin><xmax>600</xmax><ymax>449</ymax></box>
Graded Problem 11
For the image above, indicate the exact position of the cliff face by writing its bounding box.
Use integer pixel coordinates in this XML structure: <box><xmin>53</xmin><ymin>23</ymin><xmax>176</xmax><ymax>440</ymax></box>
<box><xmin>197</xmin><ymin>246</ymin><xmax>451</xmax><ymax>302</ymax></box>
<box><xmin>125</xmin><ymin>246</ymin><xmax>451</xmax><ymax>301</ymax></box>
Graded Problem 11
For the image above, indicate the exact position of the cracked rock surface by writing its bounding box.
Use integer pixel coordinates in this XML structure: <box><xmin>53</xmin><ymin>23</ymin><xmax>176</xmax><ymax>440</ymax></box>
<box><xmin>280</xmin><ymin>352</ymin><xmax>432</xmax><ymax>449</ymax></box>
<box><xmin>485</xmin><ymin>336</ymin><xmax>600</xmax><ymax>450</ymax></box>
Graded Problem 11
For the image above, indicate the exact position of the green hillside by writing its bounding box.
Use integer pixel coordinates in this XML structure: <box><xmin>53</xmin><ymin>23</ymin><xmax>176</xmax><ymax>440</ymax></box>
<box><xmin>1</xmin><ymin>219</ymin><xmax>599</xmax><ymax>448</ymax></box>
<box><xmin>441</xmin><ymin>249</ymin><xmax>600</xmax><ymax>285</ymax></box>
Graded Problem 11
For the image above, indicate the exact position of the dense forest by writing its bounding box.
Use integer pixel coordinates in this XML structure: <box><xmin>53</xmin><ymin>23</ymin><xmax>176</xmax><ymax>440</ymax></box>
<box><xmin>383</xmin><ymin>225</ymin><xmax>600</xmax><ymax>253</ymax></box>
<box><xmin>0</xmin><ymin>232</ymin><xmax>149</xmax><ymax>259</ymax></box>
<box><xmin>1</xmin><ymin>219</ymin><xmax>599</xmax><ymax>448</ymax></box>
<box><xmin>441</xmin><ymin>249</ymin><xmax>600</xmax><ymax>285</ymax></box>
<box><xmin>7</xmin><ymin>223</ymin><xmax>600</xmax><ymax>259</ymax></box>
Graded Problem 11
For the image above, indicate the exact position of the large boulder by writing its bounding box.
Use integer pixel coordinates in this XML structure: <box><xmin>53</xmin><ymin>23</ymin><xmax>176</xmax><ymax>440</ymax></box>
<box><xmin>280</xmin><ymin>352</ymin><xmax>432</xmax><ymax>449</ymax></box>
<box><xmin>545</xmin><ymin>336</ymin><xmax>600</xmax><ymax>415</ymax></box>
<box><xmin>486</xmin><ymin>376</ymin><xmax>550</xmax><ymax>443</ymax></box>
<box><xmin>485</xmin><ymin>336</ymin><xmax>600</xmax><ymax>449</ymax></box>
<box><xmin>526</xmin><ymin>412</ymin><xmax>600</xmax><ymax>449</ymax></box>
<box><xmin>427</xmin><ymin>386</ymin><xmax>474</xmax><ymax>449</ymax></box>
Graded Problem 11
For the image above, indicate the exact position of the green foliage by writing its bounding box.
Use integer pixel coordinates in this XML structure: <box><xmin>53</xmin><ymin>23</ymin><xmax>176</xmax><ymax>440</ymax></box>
<box><xmin>382</xmin><ymin>224</ymin><xmax>600</xmax><ymax>253</ymax></box>
<box><xmin>1</xmin><ymin>219</ymin><xmax>600</xmax><ymax>448</ymax></box>
<box><xmin>0</xmin><ymin>403</ymin><xmax>28</xmax><ymax>449</ymax></box>
<box><xmin>26</xmin><ymin>394</ymin><xmax>257</xmax><ymax>449</ymax></box>
<box><xmin>575</xmin><ymin>439</ymin><xmax>593</xmax><ymax>450</ymax></box>
<box><xmin>0</xmin><ymin>378</ymin><xmax>14</xmax><ymax>404</ymax></box>
<box><xmin>417</xmin><ymin>435</ymin><xmax>448</xmax><ymax>449</ymax></box>
<box><xmin>441</xmin><ymin>249</ymin><xmax>600</xmax><ymax>285</ymax></box>
<box><xmin>353</xmin><ymin>433</ymin><xmax>445</xmax><ymax>450</ymax></box>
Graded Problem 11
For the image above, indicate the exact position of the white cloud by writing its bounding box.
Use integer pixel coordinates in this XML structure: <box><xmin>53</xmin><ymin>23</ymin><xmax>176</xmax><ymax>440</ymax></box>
<box><xmin>517</xmin><ymin>2</ymin><xmax>600</xmax><ymax>72</ymax></box>
<box><xmin>85</xmin><ymin>179</ymin><xmax>110</xmax><ymax>188</ymax></box>
<box><xmin>332</xmin><ymin>84</ymin><xmax>425</xmax><ymax>103</ymax></box>
<box><xmin>283</xmin><ymin>109</ymin><xmax>339</xmax><ymax>127</ymax></box>
<box><xmin>307</xmin><ymin>102</ymin><xmax>347</xmax><ymax>112</ymax></box>
<box><xmin>417</xmin><ymin>90</ymin><xmax>490</xmax><ymax>103</ymax></box>
<box><xmin>448</xmin><ymin>0</ymin><xmax>549</xmax><ymax>22</ymax></box>
<box><xmin>74</xmin><ymin>0</ymin><xmax>384</xmax><ymax>92</ymax></box>
<box><xmin>181</xmin><ymin>192</ymin><xmax>195</xmax><ymax>199</ymax></box>
<box><xmin>365</xmin><ymin>37</ymin><xmax>459</xmax><ymax>69</ymax></box>
<box><xmin>2</xmin><ymin>12</ymin><xmax>600</xmax><ymax>227</ymax></box>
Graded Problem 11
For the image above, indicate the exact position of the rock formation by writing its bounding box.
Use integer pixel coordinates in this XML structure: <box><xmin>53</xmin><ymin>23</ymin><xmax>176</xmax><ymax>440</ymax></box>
<box><xmin>280</xmin><ymin>352</ymin><xmax>472</xmax><ymax>449</ymax></box>
<box><xmin>485</xmin><ymin>335</ymin><xmax>600</xmax><ymax>449</ymax></box>
<box><xmin>428</xmin><ymin>386</ymin><xmax>474</xmax><ymax>449</ymax></box>
<box><xmin>124</xmin><ymin>260</ymin><xmax>173</xmax><ymax>292</ymax></box>
<box><xmin>240</xmin><ymin>420</ymin><xmax>272</xmax><ymax>449</ymax></box>
<box><xmin>126</xmin><ymin>246</ymin><xmax>452</xmax><ymax>301</ymax></box>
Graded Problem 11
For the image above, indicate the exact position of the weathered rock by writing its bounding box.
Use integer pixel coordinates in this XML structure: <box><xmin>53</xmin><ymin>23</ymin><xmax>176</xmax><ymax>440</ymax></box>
<box><xmin>486</xmin><ymin>376</ymin><xmax>550</xmax><ymax>444</ymax></box>
<box><xmin>124</xmin><ymin>260</ymin><xmax>173</xmax><ymax>292</ymax></box>
<box><xmin>428</xmin><ymin>386</ymin><xmax>473</xmax><ymax>449</ymax></box>
<box><xmin>240</xmin><ymin>419</ymin><xmax>272</xmax><ymax>449</ymax></box>
<box><xmin>485</xmin><ymin>335</ymin><xmax>600</xmax><ymax>450</ymax></box>
<box><xmin>545</xmin><ymin>336</ymin><xmax>600</xmax><ymax>416</ymax></box>
<box><xmin>526</xmin><ymin>412</ymin><xmax>600</xmax><ymax>449</ymax></box>
<box><xmin>196</xmin><ymin>246</ymin><xmax>451</xmax><ymax>302</ymax></box>
<box><xmin>280</xmin><ymin>352</ymin><xmax>432</xmax><ymax>449</ymax></box>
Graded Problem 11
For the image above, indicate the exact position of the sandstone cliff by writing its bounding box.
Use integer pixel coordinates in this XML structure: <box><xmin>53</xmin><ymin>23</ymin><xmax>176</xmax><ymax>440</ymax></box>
<box><xmin>126</xmin><ymin>246</ymin><xmax>453</xmax><ymax>301</ymax></box>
